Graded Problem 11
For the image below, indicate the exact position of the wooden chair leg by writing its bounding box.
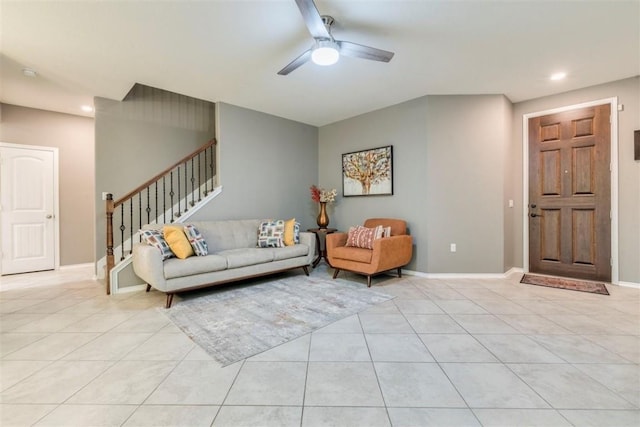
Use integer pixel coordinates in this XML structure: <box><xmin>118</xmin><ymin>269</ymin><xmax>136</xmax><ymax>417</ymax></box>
<box><xmin>302</xmin><ymin>265</ymin><xmax>310</xmax><ymax>276</ymax></box>
<box><xmin>397</xmin><ymin>268</ymin><xmax>402</xmax><ymax>278</ymax></box>
<box><xmin>367</xmin><ymin>276</ymin><xmax>372</xmax><ymax>287</ymax></box>
<box><xmin>332</xmin><ymin>269</ymin><xmax>340</xmax><ymax>279</ymax></box>
<box><xmin>146</xmin><ymin>284</ymin><xmax>151</xmax><ymax>292</ymax></box>
<box><xmin>165</xmin><ymin>293</ymin><xmax>174</xmax><ymax>309</ymax></box>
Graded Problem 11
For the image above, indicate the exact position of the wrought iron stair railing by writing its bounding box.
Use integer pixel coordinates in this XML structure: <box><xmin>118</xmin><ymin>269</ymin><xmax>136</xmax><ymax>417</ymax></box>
<box><xmin>105</xmin><ymin>138</ymin><xmax>216</xmax><ymax>294</ymax></box>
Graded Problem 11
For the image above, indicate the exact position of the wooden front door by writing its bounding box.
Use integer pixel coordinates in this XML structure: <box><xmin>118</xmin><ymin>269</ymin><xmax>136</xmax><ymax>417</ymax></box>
<box><xmin>528</xmin><ymin>104</ymin><xmax>611</xmax><ymax>282</ymax></box>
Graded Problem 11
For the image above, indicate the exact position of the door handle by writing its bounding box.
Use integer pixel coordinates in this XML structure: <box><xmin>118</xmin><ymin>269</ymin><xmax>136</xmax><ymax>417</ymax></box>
<box><xmin>46</xmin><ymin>214</ymin><xmax>53</xmax><ymax>219</ymax></box>
<box><xmin>530</xmin><ymin>213</ymin><xmax>543</xmax><ymax>218</ymax></box>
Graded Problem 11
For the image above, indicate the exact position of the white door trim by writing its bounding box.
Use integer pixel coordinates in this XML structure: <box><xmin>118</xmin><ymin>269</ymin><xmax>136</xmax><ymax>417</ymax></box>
<box><xmin>522</xmin><ymin>97</ymin><xmax>619</xmax><ymax>284</ymax></box>
<box><xmin>0</xmin><ymin>142</ymin><xmax>60</xmax><ymax>274</ymax></box>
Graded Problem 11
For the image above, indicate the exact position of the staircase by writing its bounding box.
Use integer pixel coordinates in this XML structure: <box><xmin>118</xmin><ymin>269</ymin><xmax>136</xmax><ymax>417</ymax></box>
<box><xmin>104</xmin><ymin>138</ymin><xmax>218</xmax><ymax>294</ymax></box>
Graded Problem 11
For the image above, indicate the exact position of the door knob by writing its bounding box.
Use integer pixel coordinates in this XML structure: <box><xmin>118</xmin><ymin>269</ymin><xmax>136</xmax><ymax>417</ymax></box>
<box><xmin>46</xmin><ymin>214</ymin><xmax>53</xmax><ymax>219</ymax></box>
<box><xmin>530</xmin><ymin>213</ymin><xmax>543</xmax><ymax>218</ymax></box>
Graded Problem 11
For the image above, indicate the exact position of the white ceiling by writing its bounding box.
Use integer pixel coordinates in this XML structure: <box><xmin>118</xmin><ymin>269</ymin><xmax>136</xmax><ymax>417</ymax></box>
<box><xmin>1</xmin><ymin>0</ymin><xmax>638</xmax><ymax>127</ymax></box>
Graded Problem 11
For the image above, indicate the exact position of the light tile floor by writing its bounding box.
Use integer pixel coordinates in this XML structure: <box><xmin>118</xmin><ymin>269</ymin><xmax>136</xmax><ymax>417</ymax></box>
<box><xmin>1</xmin><ymin>265</ymin><xmax>639</xmax><ymax>426</ymax></box>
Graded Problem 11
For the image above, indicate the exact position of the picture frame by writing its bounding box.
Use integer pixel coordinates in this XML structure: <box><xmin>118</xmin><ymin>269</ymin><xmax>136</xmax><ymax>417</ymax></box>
<box><xmin>342</xmin><ymin>145</ymin><xmax>393</xmax><ymax>197</ymax></box>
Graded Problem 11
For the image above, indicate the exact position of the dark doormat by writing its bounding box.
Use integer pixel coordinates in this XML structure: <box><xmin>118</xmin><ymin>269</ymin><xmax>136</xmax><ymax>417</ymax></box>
<box><xmin>520</xmin><ymin>274</ymin><xmax>610</xmax><ymax>295</ymax></box>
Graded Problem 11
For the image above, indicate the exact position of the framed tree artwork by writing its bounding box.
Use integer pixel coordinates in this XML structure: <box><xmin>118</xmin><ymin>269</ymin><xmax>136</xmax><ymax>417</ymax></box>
<box><xmin>342</xmin><ymin>145</ymin><xmax>393</xmax><ymax>196</ymax></box>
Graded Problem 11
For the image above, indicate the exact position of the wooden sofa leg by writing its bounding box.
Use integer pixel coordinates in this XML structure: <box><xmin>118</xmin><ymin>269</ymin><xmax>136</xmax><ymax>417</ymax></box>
<box><xmin>302</xmin><ymin>265</ymin><xmax>310</xmax><ymax>276</ymax></box>
<box><xmin>367</xmin><ymin>276</ymin><xmax>372</xmax><ymax>288</ymax></box>
<box><xmin>397</xmin><ymin>268</ymin><xmax>402</xmax><ymax>278</ymax></box>
<box><xmin>165</xmin><ymin>293</ymin><xmax>174</xmax><ymax>309</ymax></box>
<box><xmin>146</xmin><ymin>284</ymin><xmax>151</xmax><ymax>292</ymax></box>
<box><xmin>332</xmin><ymin>269</ymin><xmax>340</xmax><ymax>279</ymax></box>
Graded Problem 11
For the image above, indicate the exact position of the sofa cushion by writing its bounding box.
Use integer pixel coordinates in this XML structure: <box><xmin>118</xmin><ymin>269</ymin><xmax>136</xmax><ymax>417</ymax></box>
<box><xmin>345</xmin><ymin>225</ymin><xmax>383</xmax><ymax>249</ymax></box>
<box><xmin>268</xmin><ymin>244</ymin><xmax>309</xmax><ymax>261</ymax></box>
<box><xmin>140</xmin><ymin>229</ymin><xmax>175</xmax><ymax>260</ymax></box>
<box><xmin>164</xmin><ymin>225</ymin><xmax>195</xmax><ymax>259</ymax></box>
<box><xmin>184</xmin><ymin>224</ymin><xmax>208</xmax><ymax>256</ymax></box>
<box><xmin>218</xmin><ymin>248</ymin><xmax>274</xmax><ymax>268</ymax></box>
<box><xmin>187</xmin><ymin>220</ymin><xmax>260</xmax><ymax>252</ymax></box>
<box><xmin>163</xmin><ymin>254</ymin><xmax>227</xmax><ymax>279</ymax></box>
<box><xmin>331</xmin><ymin>246</ymin><xmax>373</xmax><ymax>263</ymax></box>
<box><xmin>257</xmin><ymin>220</ymin><xmax>285</xmax><ymax>248</ymax></box>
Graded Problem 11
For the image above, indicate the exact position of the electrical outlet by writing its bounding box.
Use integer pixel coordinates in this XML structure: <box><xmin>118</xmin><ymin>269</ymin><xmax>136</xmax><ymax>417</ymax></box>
<box><xmin>450</xmin><ymin>243</ymin><xmax>456</xmax><ymax>253</ymax></box>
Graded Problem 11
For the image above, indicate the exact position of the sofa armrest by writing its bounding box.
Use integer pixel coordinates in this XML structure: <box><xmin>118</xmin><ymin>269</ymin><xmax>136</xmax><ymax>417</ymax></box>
<box><xmin>298</xmin><ymin>231</ymin><xmax>316</xmax><ymax>263</ymax></box>
<box><xmin>132</xmin><ymin>243</ymin><xmax>167</xmax><ymax>290</ymax></box>
<box><xmin>370</xmin><ymin>235</ymin><xmax>413</xmax><ymax>271</ymax></box>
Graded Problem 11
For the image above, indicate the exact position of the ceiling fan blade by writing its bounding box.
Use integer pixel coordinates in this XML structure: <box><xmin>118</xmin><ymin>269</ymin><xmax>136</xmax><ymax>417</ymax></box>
<box><xmin>277</xmin><ymin>49</ymin><xmax>312</xmax><ymax>75</ymax></box>
<box><xmin>295</xmin><ymin>0</ymin><xmax>330</xmax><ymax>39</ymax></box>
<box><xmin>337</xmin><ymin>40</ymin><xmax>395</xmax><ymax>63</ymax></box>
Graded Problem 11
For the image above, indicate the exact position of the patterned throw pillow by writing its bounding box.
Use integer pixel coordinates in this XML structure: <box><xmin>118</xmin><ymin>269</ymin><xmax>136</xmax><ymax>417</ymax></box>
<box><xmin>257</xmin><ymin>220</ymin><xmax>285</xmax><ymax>248</ymax></box>
<box><xmin>283</xmin><ymin>218</ymin><xmax>300</xmax><ymax>246</ymax></box>
<box><xmin>345</xmin><ymin>225</ymin><xmax>384</xmax><ymax>249</ymax></box>
<box><xmin>184</xmin><ymin>224</ymin><xmax>208</xmax><ymax>256</ymax></box>
<box><xmin>382</xmin><ymin>226</ymin><xmax>392</xmax><ymax>238</ymax></box>
<box><xmin>139</xmin><ymin>229</ymin><xmax>175</xmax><ymax>260</ymax></box>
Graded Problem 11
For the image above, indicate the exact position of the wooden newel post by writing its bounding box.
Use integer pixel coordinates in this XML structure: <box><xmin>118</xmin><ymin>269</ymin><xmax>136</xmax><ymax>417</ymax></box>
<box><xmin>106</xmin><ymin>193</ymin><xmax>114</xmax><ymax>295</ymax></box>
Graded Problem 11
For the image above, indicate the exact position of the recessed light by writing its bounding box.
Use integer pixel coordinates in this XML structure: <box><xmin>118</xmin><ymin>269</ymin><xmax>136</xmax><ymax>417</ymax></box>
<box><xmin>550</xmin><ymin>72</ymin><xmax>567</xmax><ymax>81</ymax></box>
<box><xmin>22</xmin><ymin>68</ymin><xmax>37</xmax><ymax>78</ymax></box>
<box><xmin>81</xmin><ymin>105</ymin><xmax>94</xmax><ymax>113</ymax></box>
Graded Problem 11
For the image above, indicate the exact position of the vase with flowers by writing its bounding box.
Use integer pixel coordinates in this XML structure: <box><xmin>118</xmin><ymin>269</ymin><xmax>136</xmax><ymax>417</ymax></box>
<box><xmin>310</xmin><ymin>185</ymin><xmax>337</xmax><ymax>228</ymax></box>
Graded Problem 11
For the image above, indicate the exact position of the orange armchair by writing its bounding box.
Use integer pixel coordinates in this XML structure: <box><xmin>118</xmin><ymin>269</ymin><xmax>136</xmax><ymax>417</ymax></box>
<box><xmin>326</xmin><ymin>218</ymin><xmax>413</xmax><ymax>287</ymax></box>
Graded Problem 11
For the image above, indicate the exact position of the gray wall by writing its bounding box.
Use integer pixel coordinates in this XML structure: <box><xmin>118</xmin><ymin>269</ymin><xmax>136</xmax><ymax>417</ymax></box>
<box><xmin>94</xmin><ymin>85</ymin><xmax>215</xmax><ymax>266</ymax></box>
<box><xmin>319</xmin><ymin>80</ymin><xmax>638</xmax><ymax>283</ymax></box>
<box><xmin>190</xmin><ymin>102</ymin><xmax>319</xmax><ymax>227</ymax></box>
<box><xmin>319</xmin><ymin>95</ymin><xmax>512</xmax><ymax>274</ymax></box>
<box><xmin>426</xmin><ymin>95</ymin><xmax>512</xmax><ymax>273</ymax></box>
<box><xmin>513</xmin><ymin>76</ymin><xmax>640</xmax><ymax>284</ymax></box>
<box><xmin>0</xmin><ymin>103</ymin><xmax>95</xmax><ymax>266</ymax></box>
<box><xmin>319</xmin><ymin>98</ymin><xmax>428</xmax><ymax>271</ymax></box>
<box><xmin>116</xmin><ymin>101</ymin><xmax>317</xmax><ymax>290</ymax></box>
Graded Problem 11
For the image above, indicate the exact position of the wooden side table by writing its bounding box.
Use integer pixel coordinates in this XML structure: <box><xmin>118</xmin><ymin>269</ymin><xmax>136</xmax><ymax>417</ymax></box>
<box><xmin>307</xmin><ymin>228</ymin><xmax>337</xmax><ymax>268</ymax></box>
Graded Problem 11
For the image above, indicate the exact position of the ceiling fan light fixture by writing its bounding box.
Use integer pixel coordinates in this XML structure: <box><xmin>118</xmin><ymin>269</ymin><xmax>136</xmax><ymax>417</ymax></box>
<box><xmin>311</xmin><ymin>40</ymin><xmax>339</xmax><ymax>66</ymax></box>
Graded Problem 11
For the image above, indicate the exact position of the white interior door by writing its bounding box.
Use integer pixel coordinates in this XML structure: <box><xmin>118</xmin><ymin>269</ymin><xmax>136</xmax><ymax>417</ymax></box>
<box><xmin>1</xmin><ymin>144</ymin><xmax>57</xmax><ymax>275</ymax></box>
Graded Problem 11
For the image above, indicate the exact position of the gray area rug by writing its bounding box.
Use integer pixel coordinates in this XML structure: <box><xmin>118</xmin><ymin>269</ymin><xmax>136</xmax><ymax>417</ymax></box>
<box><xmin>163</xmin><ymin>274</ymin><xmax>394</xmax><ymax>365</ymax></box>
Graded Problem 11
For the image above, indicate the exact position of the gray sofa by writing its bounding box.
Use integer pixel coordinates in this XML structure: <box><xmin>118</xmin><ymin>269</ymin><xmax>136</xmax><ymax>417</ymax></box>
<box><xmin>132</xmin><ymin>219</ymin><xmax>315</xmax><ymax>308</ymax></box>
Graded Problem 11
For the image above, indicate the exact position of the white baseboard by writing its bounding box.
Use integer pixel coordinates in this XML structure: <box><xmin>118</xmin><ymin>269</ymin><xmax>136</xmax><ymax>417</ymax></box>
<box><xmin>402</xmin><ymin>267</ymin><xmax>523</xmax><ymax>280</ymax></box>
<box><xmin>617</xmin><ymin>280</ymin><xmax>640</xmax><ymax>289</ymax></box>
<box><xmin>59</xmin><ymin>263</ymin><xmax>94</xmax><ymax>271</ymax></box>
<box><xmin>116</xmin><ymin>284</ymin><xmax>147</xmax><ymax>294</ymax></box>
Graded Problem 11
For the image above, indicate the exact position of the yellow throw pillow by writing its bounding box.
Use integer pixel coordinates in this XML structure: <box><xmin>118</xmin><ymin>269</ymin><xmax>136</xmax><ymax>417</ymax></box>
<box><xmin>163</xmin><ymin>225</ymin><xmax>194</xmax><ymax>259</ymax></box>
<box><xmin>284</xmin><ymin>218</ymin><xmax>297</xmax><ymax>246</ymax></box>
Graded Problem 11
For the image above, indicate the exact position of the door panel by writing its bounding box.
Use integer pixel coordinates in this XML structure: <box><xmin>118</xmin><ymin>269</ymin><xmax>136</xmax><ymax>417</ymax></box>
<box><xmin>572</xmin><ymin>209</ymin><xmax>595</xmax><ymax>265</ymax></box>
<box><xmin>541</xmin><ymin>150</ymin><xmax>561</xmax><ymax>195</ymax></box>
<box><xmin>540</xmin><ymin>208</ymin><xmax>561</xmax><ymax>262</ymax></box>
<box><xmin>528</xmin><ymin>104</ymin><xmax>611</xmax><ymax>281</ymax></box>
<box><xmin>0</xmin><ymin>146</ymin><xmax>56</xmax><ymax>275</ymax></box>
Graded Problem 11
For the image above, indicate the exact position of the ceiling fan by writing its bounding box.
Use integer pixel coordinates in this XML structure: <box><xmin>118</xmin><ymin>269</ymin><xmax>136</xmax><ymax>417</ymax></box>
<box><xmin>278</xmin><ymin>0</ymin><xmax>395</xmax><ymax>75</ymax></box>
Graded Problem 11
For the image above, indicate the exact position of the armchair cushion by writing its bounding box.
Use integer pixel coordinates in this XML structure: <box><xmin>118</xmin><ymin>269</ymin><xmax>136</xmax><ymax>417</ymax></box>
<box><xmin>364</xmin><ymin>218</ymin><xmax>406</xmax><ymax>236</ymax></box>
<box><xmin>331</xmin><ymin>246</ymin><xmax>373</xmax><ymax>264</ymax></box>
